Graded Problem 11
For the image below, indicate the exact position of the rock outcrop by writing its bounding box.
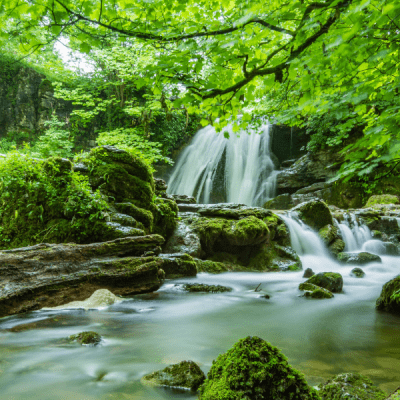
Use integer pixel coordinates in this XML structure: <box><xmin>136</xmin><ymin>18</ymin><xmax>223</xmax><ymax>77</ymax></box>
<box><xmin>376</xmin><ymin>275</ymin><xmax>400</xmax><ymax>315</ymax></box>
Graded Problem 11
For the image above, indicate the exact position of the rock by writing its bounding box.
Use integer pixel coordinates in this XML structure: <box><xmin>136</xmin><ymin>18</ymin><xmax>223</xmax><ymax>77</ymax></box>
<box><xmin>170</xmin><ymin>194</ymin><xmax>197</xmax><ymax>204</ymax></box>
<box><xmin>376</xmin><ymin>275</ymin><xmax>400</xmax><ymax>314</ymax></box>
<box><xmin>337</xmin><ymin>252</ymin><xmax>382</xmax><ymax>265</ymax></box>
<box><xmin>45</xmin><ymin>289</ymin><xmax>121</xmax><ymax>310</ymax></box>
<box><xmin>109</xmin><ymin>212</ymin><xmax>144</xmax><ymax>229</ymax></box>
<box><xmin>0</xmin><ymin>235</ymin><xmax>166</xmax><ymax>318</ymax></box>
<box><xmin>299</xmin><ymin>283</ymin><xmax>334</xmax><ymax>299</ymax></box>
<box><xmin>386</xmin><ymin>387</ymin><xmax>400</xmax><ymax>400</ymax></box>
<box><xmin>154</xmin><ymin>178</ymin><xmax>168</xmax><ymax>194</ymax></box>
<box><xmin>318</xmin><ymin>372</ymin><xmax>386</xmax><ymax>400</ymax></box>
<box><xmin>103</xmin><ymin>222</ymin><xmax>145</xmax><ymax>239</ymax></box>
<box><xmin>350</xmin><ymin>268</ymin><xmax>365</xmax><ymax>278</ymax></box>
<box><xmin>195</xmin><ymin>259</ymin><xmax>231</xmax><ymax>273</ymax></box>
<box><xmin>329</xmin><ymin>238</ymin><xmax>346</xmax><ymax>255</ymax></box>
<box><xmin>371</xmin><ymin>230</ymin><xmax>383</xmax><ymax>239</ymax></box>
<box><xmin>198</xmin><ymin>336</ymin><xmax>320</xmax><ymax>399</ymax></box>
<box><xmin>182</xmin><ymin>283</ymin><xmax>232</xmax><ymax>293</ymax></box>
<box><xmin>366</xmin><ymin>194</ymin><xmax>400</xmax><ymax>207</ymax></box>
<box><xmin>69</xmin><ymin>331</ymin><xmax>102</xmax><ymax>346</ymax></box>
<box><xmin>319</xmin><ymin>224</ymin><xmax>340</xmax><ymax>245</ymax></box>
<box><xmin>382</xmin><ymin>242</ymin><xmax>400</xmax><ymax>255</ymax></box>
<box><xmin>142</xmin><ymin>360</ymin><xmax>205</xmax><ymax>391</ymax></box>
<box><xmin>305</xmin><ymin>272</ymin><xmax>343</xmax><ymax>293</ymax></box>
<box><xmin>303</xmin><ymin>268</ymin><xmax>315</xmax><ymax>278</ymax></box>
<box><xmin>292</xmin><ymin>199</ymin><xmax>333</xmax><ymax>231</ymax></box>
<box><xmin>158</xmin><ymin>253</ymin><xmax>197</xmax><ymax>278</ymax></box>
<box><xmin>264</xmin><ymin>193</ymin><xmax>295</xmax><ymax>210</ymax></box>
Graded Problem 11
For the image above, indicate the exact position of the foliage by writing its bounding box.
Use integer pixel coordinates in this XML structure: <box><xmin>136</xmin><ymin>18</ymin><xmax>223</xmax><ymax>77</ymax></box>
<box><xmin>0</xmin><ymin>151</ymin><xmax>109</xmax><ymax>248</ymax></box>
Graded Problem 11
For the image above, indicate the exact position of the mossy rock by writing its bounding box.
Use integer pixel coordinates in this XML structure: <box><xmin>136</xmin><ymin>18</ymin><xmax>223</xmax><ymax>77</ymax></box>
<box><xmin>141</xmin><ymin>360</ymin><xmax>205</xmax><ymax>391</ymax></box>
<box><xmin>337</xmin><ymin>252</ymin><xmax>382</xmax><ymax>265</ymax></box>
<box><xmin>319</xmin><ymin>224</ymin><xmax>340</xmax><ymax>245</ymax></box>
<box><xmin>152</xmin><ymin>197</ymin><xmax>178</xmax><ymax>239</ymax></box>
<box><xmin>293</xmin><ymin>199</ymin><xmax>333</xmax><ymax>231</ymax></box>
<box><xmin>386</xmin><ymin>387</ymin><xmax>400</xmax><ymax>400</ymax></box>
<box><xmin>376</xmin><ymin>275</ymin><xmax>400</xmax><ymax>314</ymax></box>
<box><xmin>115</xmin><ymin>202</ymin><xmax>154</xmax><ymax>231</ymax></box>
<box><xmin>182</xmin><ymin>283</ymin><xmax>232</xmax><ymax>293</ymax></box>
<box><xmin>329</xmin><ymin>238</ymin><xmax>345</xmax><ymax>255</ymax></box>
<box><xmin>303</xmin><ymin>268</ymin><xmax>315</xmax><ymax>278</ymax></box>
<box><xmin>263</xmin><ymin>214</ymin><xmax>290</xmax><ymax>246</ymax></box>
<box><xmin>350</xmin><ymin>267</ymin><xmax>365</xmax><ymax>278</ymax></box>
<box><xmin>195</xmin><ymin>259</ymin><xmax>231</xmax><ymax>274</ymax></box>
<box><xmin>69</xmin><ymin>331</ymin><xmax>101</xmax><ymax>346</ymax></box>
<box><xmin>305</xmin><ymin>272</ymin><xmax>343</xmax><ymax>293</ymax></box>
<box><xmin>371</xmin><ymin>230</ymin><xmax>382</xmax><ymax>239</ymax></box>
<box><xmin>198</xmin><ymin>336</ymin><xmax>320</xmax><ymax>400</ymax></box>
<box><xmin>100</xmin><ymin>222</ymin><xmax>145</xmax><ymax>240</ymax></box>
<box><xmin>159</xmin><ymin>253</ymin><xmax>197</xmax><ymax>278</ymax></box>
<box><xmin>365</xmin><ymin>194</ymin><xmax>400</xmax><ymax>207</ymax></box>
<box><xmin>299</xmin><ymin>282</ymin><xmax>334</xmax><ymax>299</ymax></box>
<box><xmin>109</xmin><ymin>212</ymin><xmax>144</xmax><ymax>230</ymax></box>
<box><xmin>318</xmin><ymin>372</ymin><xmax>386</xmax><ymax>400</ymax></box>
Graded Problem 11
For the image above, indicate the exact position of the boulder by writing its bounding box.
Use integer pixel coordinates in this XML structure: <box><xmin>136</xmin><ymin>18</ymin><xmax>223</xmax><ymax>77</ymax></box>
<box><xmin>350</xmin><ymin>268</ymin><xmax>365</xmax><ymax>278</ymax></box>
<box><xmin>292</xmin><ymin>199</ymin><xmax>333</xmax><ymax>231</ymax></box>
<box><xmin>319</xmin><ymin>224</ymin><xmax>340</xmax><ymax>245</ymax></box>
<box><xmin>69</xmin><ymin>331</ymin><xmax>102</xmax><ymax>346</ymax></box>
<box><xmin>0</xmin><ymin>235</ymin><xmax>166</xmax><ymax>318</ymax></box>
<box><xmin>303</xmin><ymin>268</ymin><xmax>315</xmax><ymax>278</ymax></box>
<box><xmin>337</xmin><ymin>252</ymin><xmax>382</xmax><ymax>265</ymax></box>
<box><xmin>318</xmin><ymin>372</ymin><xmax>386</xmax><ymax>400</ymax></box>
<box><xmin>195</xmin><ymin>259</ymin><xmax>232</xmax><ymax>274</ymax></box>
<box><xmin>198</xmin><ymin>336</ymin><xmax>320</xmax><ymax>400</ymax></box>
<box><xmin>365</xmin><ymin>194</ymin><xmax>400</xmax><ymax>207</ymax></box>
<box><xmin>305</xmin><ymin>272</ymin><xmax>343</xmax><ymax>293</ymax></box>
<box><xmin>141</xmin><ymin>360</ymin><xmax>205</xmax><ymax>391</ymax></box>
<box><xmin>158</xmin><ymin>253</ymin><xmax>197</xmax><ymax>278</ymax></box>
<box><xmin>376</xmin><ymin>275</ymin><xmax>400</xmax><ymax>315</ymax></box>
<box><xmin>299</xmin><ymin>283</ymin><xmax>334</xmax><ymax>299</ymax></box>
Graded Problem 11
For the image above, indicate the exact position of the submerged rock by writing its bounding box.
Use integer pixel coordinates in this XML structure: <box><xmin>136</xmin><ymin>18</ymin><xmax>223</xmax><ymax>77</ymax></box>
<box><xmin>299</xmin><ymin>283</ymin><xmax>334</xmax><ymax>299</ymax></box>
<box><xmin>292</xmin><ymin>199</ymin><xmax>333</xmax><ymax>231</ymax></box>
<box><xmin>376</xmin><ymin>275</ymin><xmax>400</xmax><ymax>315</ymax></box>
<box><xmin>337</xmin><ymin>252</ymin><xmax>382</xmax><ymax>265</ymax></box>
<box><xmin>198</xmin><ymin>336</ymin><xmax>320</xmax><ymax>400</ymax></box>
<box><xmin>305</xmin><ymin>272</ymin><xmax>343</xmax><ymax>293</ymax></box>
<box><xmin>318</xmin><ymin>372</ymin><xmax>386</xmax><ymax>400</ymax></box>
<box><xmin>350</xmin><ymin>268</ymin><xmax>365</xmax><ymax>278</ymax></box>
<box><xmin>303</xmin><ymin>268</ymin><xmax>315</xmax><ymax>278</ymax></box>
<box><xmin>69</xmin><ymin>331</ymin><xmax>102</xmax><ymax>346</ymax></box>
<box><xmin>182</xmin><ymin>283</ymin><xmax>232</xmax><ymax>293</ymax></box>
<box><xmin>141</xmin><ymin>360</ymin><xmax>205</xmax><ymax>391</ymax></box>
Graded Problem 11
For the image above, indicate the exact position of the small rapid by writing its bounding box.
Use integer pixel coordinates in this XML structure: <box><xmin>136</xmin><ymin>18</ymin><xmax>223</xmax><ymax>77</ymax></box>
<box><xmin>167</xmin><ymin>123</ymin><xmax>277</xmax><ymax>206</ymax></box>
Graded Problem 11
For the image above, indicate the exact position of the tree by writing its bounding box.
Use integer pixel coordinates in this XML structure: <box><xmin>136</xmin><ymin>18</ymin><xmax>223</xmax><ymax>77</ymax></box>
<box><xmin>1</xmin><ymin>0</ymin><xmax>399</xmax><ymax>178</ymax></box>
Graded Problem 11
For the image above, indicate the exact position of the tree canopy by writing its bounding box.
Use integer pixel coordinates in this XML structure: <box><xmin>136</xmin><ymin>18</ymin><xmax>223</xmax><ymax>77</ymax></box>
<box><xmin>0</xmin><ymin>0</ymin><xmax>399</xmax><ymax>178</ymax></box>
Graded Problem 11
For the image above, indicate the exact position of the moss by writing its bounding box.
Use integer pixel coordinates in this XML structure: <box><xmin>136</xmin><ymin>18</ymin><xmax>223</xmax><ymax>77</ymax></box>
<box><xmin>225</xmin><ymin>216</ymin><xmax>269</xmax><ymax>246</ymax></box>
<box><xmin>337</xmin><ymin>252</ymin><xmax>381</xmax><ymax>265</ymax></box>
<box><xmin>350</xmin><ymin>267</ymin><xmax>365</xmax><ymax>278</ymax></box>
<box><xmin>306</xmin><ymin>272</ymin><xmax>343</xmax><ymax>293</ymax></box>
<box><xmin>195</xmin><ymin>259</ymin><xmax>230</xmax><ymax>273</ymax></box>
<box><xmin>160</xmin><ymin>254</ymin><xmax>197</xmax><ymax>278</ymax></box>
<box><xmin>319</xmin><ymin>224</ymin><xmax>339</xmax><ymax>245</ymax></box>
<box><xmin>376</xmin><ymin>275</ymin><xmax>400</xmax><ymax>314</ymax></box>
<box><xmin>152</xmin><ymin>197</ymin><xmax>178</xmax><ymax>240</ymax></box>
<box><xmin>319</xmin><ymin>372</ymin><xmax>386</xmax><ymax>400</ymax></box>
<box><xmin>108</xmin><ymin>256</ymin><xmax>158</xmax><ymax>271</ymax></box>
<box><xmin>198</xmin><ymin>336</ymin><xmax>320</xmax><ymax>400</ymax></box>
<box><xmin>115</xmin><ymin>202</ymin><xmax>154</xmax><ymax>231</ymax></box>
<box><xmin>183</xmin><ymin>283</ymin><xmax>232</xmax><ymax>293</ymax></box>
<box><xmin>293</xmin><ymin>200</ymin><xmax>333</xmax><ymax>231</ymax></box>
<box><xmin>142</xmin><ymin>360</ymin><xmax>205</xmax><ymax>391</ymax></box>
<box><xmin>365</xmin><ymin>194</ymin><xmax>399</xmax><ymax>207</ymax></box>
<box><xmin>329</xmin><ymin>238</ymin><xmax>345</xmax><ymax>255</ymax></box>
<box><xmin>299</xmin><ymin>283</ymin><xmax>334</xmax><ymax>299</ymax></box>
<box><xmin>371</xmin><ymin>230</ymin><xmax>382</xmax><ymax>239</ymax></box>
<box><xmin>69</xmin><ymin>331</ymin><xmax>101</xmax><ymax>345</ymax></box>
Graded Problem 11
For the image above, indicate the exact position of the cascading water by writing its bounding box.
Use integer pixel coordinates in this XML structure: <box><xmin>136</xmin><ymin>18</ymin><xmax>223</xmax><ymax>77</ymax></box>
<box><xmin>167</xmin><ymin>123</ymin><xmax>278</xmax><ymax>206</ymax></box>
<box><xmin>336</xmin><ymin>213</ymin><xmax>372</xmax><ymax>251</ymax></box>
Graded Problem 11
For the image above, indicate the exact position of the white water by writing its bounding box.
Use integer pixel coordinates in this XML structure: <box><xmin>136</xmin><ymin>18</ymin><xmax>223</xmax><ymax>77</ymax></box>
<box><xmin>167</xmin><ymin>123</ymin><xmax>277</xmax><ymax>206</ymax></box>
<box><xmin>336</xmin><ymin>214</ymin><xmax>372</xmax><ymax>251</ymax></box>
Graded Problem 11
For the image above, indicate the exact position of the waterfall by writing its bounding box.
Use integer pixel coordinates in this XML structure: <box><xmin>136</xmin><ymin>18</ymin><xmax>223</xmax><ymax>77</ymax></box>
<box><xmin>336</xmin><ymin>214</ymin><xmax>372</xmax><ymax>251</ymax></box>
<box><xmin>167</xmin><ymin>123</ymin><xmax>277</xmax><ymax>206</ymax></box>
<box><xmin>280</xmin><ymin>214</ymin><xmax>327</xmax><ymax>256</ymax></box>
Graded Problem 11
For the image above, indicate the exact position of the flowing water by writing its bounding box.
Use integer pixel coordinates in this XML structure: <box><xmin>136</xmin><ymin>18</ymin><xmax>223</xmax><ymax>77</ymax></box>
<box><xmin>167</xmin><ymin>124</ymin><xmax>278</xmax><ymax>206</ymax></box>
<box><xmin>1</xmin><ymin>215</ymin><xmax>400</xmax><ymax>399</ymax></box>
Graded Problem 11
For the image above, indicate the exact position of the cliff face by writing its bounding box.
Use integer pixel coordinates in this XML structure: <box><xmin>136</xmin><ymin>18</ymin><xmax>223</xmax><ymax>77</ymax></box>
<box><xmin>0</xmin><ymin>63</ymin><xmax>72</xmax><ymax>136</ymax></box>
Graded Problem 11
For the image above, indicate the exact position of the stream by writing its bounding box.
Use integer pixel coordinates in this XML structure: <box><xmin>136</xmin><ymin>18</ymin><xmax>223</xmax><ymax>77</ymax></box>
<box><xmin>1</xmin><ymin>215</ymin><xmax>400</xmax><ymax>399</ymax></box>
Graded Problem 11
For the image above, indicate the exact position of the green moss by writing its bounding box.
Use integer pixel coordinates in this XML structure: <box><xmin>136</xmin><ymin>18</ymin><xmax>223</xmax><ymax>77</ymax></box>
<box><xmin>306</xmin><ymin>272</ymin><xmax>343</xmax><ymax>293</ymax></box>
<box><xmin>365</xmin><ymin>194</ymin><xmax>399</xmax><ymax>207</ymax></box>
<box><xmin>183</xmin><ymin>283</ymin><xmax>232</xmax><ymax>293</ymax></box>
<box><xmin>329</xmin><ymin>238</ymin><xmax>345</xmax><ymax>255</ymax></box>
<box><xmin>115</xmin><ymin>202</ymin><xmax>154</xmax><ymax>231</ymax></box>
<box><xmin>199</xmin><ymin>336</ymin><xmax>320</xmax><ymax>400</ymax></box>
<box><xmin>376</xmin><ymin>275</ymin><xmax>400</xmax><ymax>314</ymax></box>
<box><xmin>152</xmin><ymin>197</ymin><xmax>178</xmax><ymax>240</ymax></box>
<box><xmin>195</xmin><ymin>259</ymin><xmax>230</xmax><ymax>273</ymax></box>
<box><xmin>69</xmin><ymin>331</ymin><xmax>101</xmax><ymax>345</ymax></box>
<box><xmin>299</xmin><ymin>283</ymin><xmax>334</xmax><ymax>299</ymax></box>
<box><xmin>319</xmin><ymin>224</ymin><xmax>339</xmax><ymax>245</ymax></box>
<box><xmin>293</xmin><ymin>200</ymin><xmax>333</xmax><ymax>231</ymax></box>
<box><xmin>371</xmin><ymin>230</ymin><xmax>382</xmax><ymax>239</ymax></box>
<box><xmin>142</xmin><ymin>360</ymin><xmax>206</xmax><ymax>391</ymax></box>
<box><xmin>319</xmin><ymin>373</ymin><xmax>386</xmax><ymax>399</ymax></box>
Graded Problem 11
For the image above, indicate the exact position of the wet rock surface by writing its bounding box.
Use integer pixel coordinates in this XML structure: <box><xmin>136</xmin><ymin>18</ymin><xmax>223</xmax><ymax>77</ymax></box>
<box><xmin>299</xmin><ymin>282</ymin><xmax>334</xmax><ymax>299</ymax></box>
<box><xmin>141</xmin><ymin>360</ymin><xmax>205</xmax><ymax>391</ymax></box>
<box><xmin>305</xmin><ymin>272</ymin><xmax>343</xmax><ymax>293</ymax></box>
<box><xmin>69</xmin><ymin>331</ymin><xmax>102</xmax><ymax>346</ymax></box>
<box><xmin>350</xmin><ymin>267</ymin><xmax>365</xmax><ymax>278</ymax></box>
<box><xmin>181</xmin><ymin>283</ymin><xmax>232</xmax><ymax>293</ymax></box>
<box><xmin>376</xmin><ymin>275</ymin><xmax>400</xmax><ymax>315</ymax></box>
<box><xmin>337</xmin><ymin>252</ymin><xmax>382</xmax><ymax>265</ymax></box>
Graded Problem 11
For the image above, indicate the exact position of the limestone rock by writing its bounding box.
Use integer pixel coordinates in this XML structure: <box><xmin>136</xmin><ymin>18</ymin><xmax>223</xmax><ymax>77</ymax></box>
<box><xmin>305</xmin><ymin>272</ymin><xmax>343</xmax><ymax>293</ymax></box>
<box><xmin>318</xmin><ymin>372</ymin><xmax>386</xmax><ymax>400</ymax></box>
<box><xmin>198</xmin><ymin>336</ymin><xmax>320</xmax><ymax>400</ymax></box>
<box><xmin>337</xmin><ymin>252</ymin><xmax>382</xmax><ymax>265</ymax></box>
<box><xmin>142</xmin><ymin>360</ymin><xmax>205</xmax><ymax>391</ymax></box>
<box><xmin>376</xmin><ymin>275</ymin><xmax>400</xmax><ymax>315</ymax></box>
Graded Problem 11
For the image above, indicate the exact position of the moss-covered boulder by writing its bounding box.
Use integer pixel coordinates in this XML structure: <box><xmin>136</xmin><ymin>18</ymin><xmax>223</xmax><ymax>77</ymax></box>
<box><xmin>293</xmin><ymin>199</ymin><xmax>333</xmax><ymax>231</ymax></box>
<box><xmin>329</xmin><ymin>238</ymin><xmax>346</xmax><ymax>255</ymax></box>
<box><xmin>195</xmin><ymin>259</ymin><xmax>231</xmax><ymax>273</ymax></box>
<box><xmin>198</xmin><ymin>336</ymin><xmax>320</xmax><ymax>400</ymax></box>
<box><xmin>376</xmin><ymin>275</ymin><xmax>400</xmax><ymax>314</ymax></box>
<box><xmin>319</xmin><ymin>224</ymin><xmax>340</xmax><ymax>245</ymax></box>
<box><xmin>305</xmin><ymin>272</ymin><xmax>343</xmax><ymax>293</ymax></box>
<box><xmin>182</xmin><ymin>283</ymin><xmax>232</xmax><ymax>293</ymax></box>
<box><xmin>337</xmin><ymin>252</ymin><xmax>382</xmax><ymax>265</ymax></box>
<box><xmin>299</xmin><ymin>282</ymin><xmax>334</xmax><ymax>299</ymax></box>
<box><xmin>350</xmin><ymin>267</ymin><xmax>365</xmax><ymax>278</ymax></box>
<box><xmin>69</xmin><ymin>331</ymin><xmax>102</xmax><ymax>346</ymax></box>
<box><xmin>318</xmin><ymin>373</ymin><xmax>386</xmax><ymax>400</ymax></box>
<box><xmin>141</xmin><ymin>360</ymin><xmax>205</xmax><ymax>391</ymax></box>
<box><xmin>158</xmin><ymin>253</ymin><xmax>197</xmax><ymax>278</ymax></box>
<box><xmin>366</xmin><ymin>194</ymin><xmax>400</xmax><ymax>207</ymax></box>
<box><xmin>303</xmin><ymin>268</ymin><xmax>315</xmax><ymax>278</ymax></box>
